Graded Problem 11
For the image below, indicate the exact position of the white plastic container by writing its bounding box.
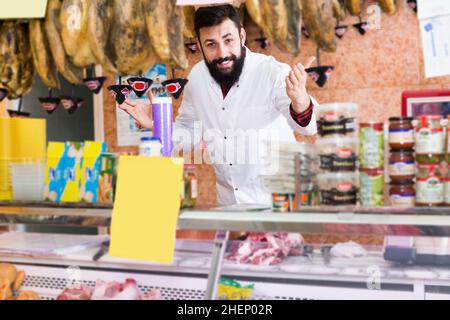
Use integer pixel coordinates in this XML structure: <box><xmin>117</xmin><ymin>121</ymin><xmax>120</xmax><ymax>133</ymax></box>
<box><xmin>12</xmin><ymin>182</ymin><xmax>45</xmax><ymax>201</ymax></box>
<box><xmin>316</xmin><ymin>137</ymin><xmax>358</xmax><ymax>172</ymax></box>
<box><xmin>10</xmin><ymin>162</ymin><xmax>45</xmax><ymax>201</ymax></box>
<box><xmin>139</xmin><ymin>137</ymin><xmax>162</xmax><ymax>157</ymax></box>
<box><xmin>315</xmin><ymin>103</ymin><xmax>358</xmax><ymax>137</ymax></box>
<box><xmin>317</xmin><ymin>172</ymin><xmax>358</xmax><ymax>205</ymax></box>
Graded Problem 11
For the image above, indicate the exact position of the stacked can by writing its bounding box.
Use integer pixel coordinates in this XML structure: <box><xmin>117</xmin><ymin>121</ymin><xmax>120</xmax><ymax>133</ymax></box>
<box><xmin>414</xmin><ymin>115</ymin><xmax>447</xmax><ymax>207</ymax></box>
<box><xmin>388</xmin><ymin>117</ymin><xmax>415</xmax><ymax>207</ymax></box>
<box><xmin>359</xmin><ymin>122</ymin><xmax>384</xmax><ymax>207</ymax></box>
<box><xmin>315</xmin><ymin>103</ymin><xmax>359</xmax><ymax>206</ymax></box>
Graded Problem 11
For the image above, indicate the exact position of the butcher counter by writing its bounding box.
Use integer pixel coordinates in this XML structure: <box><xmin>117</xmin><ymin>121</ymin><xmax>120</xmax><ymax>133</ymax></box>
<box><xmin>1</xmin><ymin>201</ymin><xmax>450</xmax><ymax>300</ymax></box>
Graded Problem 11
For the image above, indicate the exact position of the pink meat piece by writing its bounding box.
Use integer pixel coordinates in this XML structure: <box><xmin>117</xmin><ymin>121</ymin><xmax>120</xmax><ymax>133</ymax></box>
<box><xmin>227</xmin><ymin>241</ymin><xmax>259</xmax><ymax>263</ymax></box>
<box><xmin>247</xmin><ymin>233</ymin><xmax>269</xmax><ymax>242</ymax></box>
<box><xmin>91</xmin><ymin>279</ymin><xmax>140</xmax><ymax>300</ymax></box>
<box><xmin>260</xmin><ymin>256</ymin><xmax>283</xmax><ymax>265</ymax></box>
<box><xmin>286</xmin><ymin>233</ymin><xmax>304</xmax><ymax>256</ymax></box>
<box><xmin>141</xmin><ymin>289</ymin><xmax>162</xmax><ymax>300</ymax></box>
<box><xmin>266</xmin><ymin>233</ymin><xmax>290</xmax><ymax>256</ymax></box>
<box><xmin>59</xmin><ymin>278</ymin><xmax>162</xmax><ymax>300</ymax></box>
<box><xmin>112</xmin><ymin>281</ymin><xmax>141</xmax><ymax>300</ymax></box>
<box><xmin>259</xmin><ymin>233</ymin><xmax>302</xmax><ymax>258</ymax></box>
<box><xmin>248</xmin><ymin>247</ymin><xmax>281</xmax><ymax>265</ymax></box>
<box><xmin>226</xmin><ymin>232</ymin><xmax>304</xmax><ymax>265</ymax></box>
<box><xmin>104</xmin><ymin>281</ymin><xmax>123</xmax><ymax>298</ymax></box>
<box><xmin>90</xmin><ymin>280</ymin><xmax>108</xmax><ymax>300</ymax></box>
<box><xmin>238</xmin><ymin>243</ymin><xmax>270</xmax><ymax>264</ymax></box>
<box><xmin>289</xmin><ymin>248</ymin><xmax>303</xmax><ymax>256</ymax></box>
<box><xmin>91</xmin><ymin>279</ymin><xmax>122</xmax><ymax>300</ymax></box>
<box><xmin>56</xmin><ymin>284</ymin><xmax>93</xmax><ymax>300</ymax></box>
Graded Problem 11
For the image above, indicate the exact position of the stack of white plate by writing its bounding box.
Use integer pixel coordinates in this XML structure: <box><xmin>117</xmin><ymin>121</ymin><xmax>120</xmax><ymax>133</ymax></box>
<box><xmin>10</xmin><ymin>162</ymin><xmax>45</xmax><ymax>201</ymax></box>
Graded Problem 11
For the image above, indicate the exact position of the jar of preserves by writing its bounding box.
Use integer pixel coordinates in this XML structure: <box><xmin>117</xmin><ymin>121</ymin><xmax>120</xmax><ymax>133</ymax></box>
<box><xmin>388</xmin><ymin>150</ymin><xmax>415</xmax><ymax>181</ymax></box>
<box><xmin>415</xmin><ymin>153</ymin><xmax>444</xmax><ymax>165</ymax></box>
<box><xmin>388</xmin><ymin>117</ymin><xmax>414</xmax><ymax>150</ymax></box>
<box><xmin>414</xmin><ymin>115</ymin><xmax>447</xmax><ymax>155</ymax></box>
<box><xmin>389</xmin><ymin>181</ymin><xmax>415</xmax><ymax>207</ymax></box>
<box><xmin>181</xmin><ymin>165</ymin><xmax>197</xmax><ymax>209</ymax></box>
<box><xmin>415</xmin><ymin>163</ymin><xmax>444</xmax><ymax>207</ymax></box>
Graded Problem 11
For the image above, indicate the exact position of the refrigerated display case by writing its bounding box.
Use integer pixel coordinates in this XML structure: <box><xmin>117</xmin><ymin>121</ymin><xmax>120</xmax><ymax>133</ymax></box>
<box><xmin>1</xmin><ymin>202</ymin><xmax>450</xmax><ymax>300</ymax></box>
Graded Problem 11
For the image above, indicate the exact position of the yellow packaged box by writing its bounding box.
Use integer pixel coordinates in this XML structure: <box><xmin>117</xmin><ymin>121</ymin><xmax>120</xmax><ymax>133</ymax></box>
<box><xmin>44</xmin><ymin>142</ymin><xmax>83</xmax><ymax>202</ymax></box>
<box><xmin>79</xmin><ymin>141</ymin><xmax>107</xmax><ymax>203</ymax></box>
<box><xmin>98</xmin><ymin>153</ymin><xmax>117</xmax><ymax>204</ymax></box>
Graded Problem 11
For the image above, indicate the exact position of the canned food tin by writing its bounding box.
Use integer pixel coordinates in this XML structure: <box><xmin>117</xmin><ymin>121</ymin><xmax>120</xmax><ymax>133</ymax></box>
<box><xmin>360</xmin><ymin>123</ymin><xmax>384</xmax><ymax>169</ymax></box>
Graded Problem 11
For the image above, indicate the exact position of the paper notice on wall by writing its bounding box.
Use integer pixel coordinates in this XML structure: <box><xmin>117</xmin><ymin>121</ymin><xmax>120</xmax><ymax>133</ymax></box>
<box><xmin>417</xmin><ymin>0</ymin><xmax>450</xmax><ymax>78</ymax></box>
<box><xmin>417</xmin><ymin>0</ymin><xmax>450</xmax><ymax>19</ymax></box>
<box><xmin>419</xmin><ymin>15</ymin><xmax>450</xmax><ymax>78</ymax></box>
<box><xmin>116</xmin><ymin>107</ymin><xmax>151</xmax><ymax>146</ymax></box>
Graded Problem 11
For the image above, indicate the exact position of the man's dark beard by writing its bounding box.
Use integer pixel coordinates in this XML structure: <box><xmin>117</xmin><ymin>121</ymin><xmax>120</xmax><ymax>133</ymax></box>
<box><xmin>204</xmin><ymin>46</ymin><xmax>245</xmax><ymax>88</ymax></box>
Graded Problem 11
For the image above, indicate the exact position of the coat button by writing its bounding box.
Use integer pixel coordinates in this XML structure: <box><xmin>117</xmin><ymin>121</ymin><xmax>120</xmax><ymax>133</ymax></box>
<box><xmin>234</xmin><ymin>188</ymin><xmax>238</xmax><ymax>191</ymax></box>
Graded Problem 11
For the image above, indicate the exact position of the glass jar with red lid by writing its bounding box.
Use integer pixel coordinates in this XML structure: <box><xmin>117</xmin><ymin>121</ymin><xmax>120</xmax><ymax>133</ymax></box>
<box><xmin>415</xmin><ymin>162</ymin><xmax>444</xmax><ymax>207</ymax></box>
<box><xmin>388</xmin><ymin>117</ymin><xmax>414</xmax><ymax>150</ymax></box>
<box><xmin>414</xmin><ymin>115</ymin><xmax>447</xmax><ymax>156</ymax></box>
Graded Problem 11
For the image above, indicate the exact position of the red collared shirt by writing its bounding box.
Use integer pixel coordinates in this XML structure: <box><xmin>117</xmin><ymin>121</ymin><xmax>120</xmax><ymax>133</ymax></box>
<box><xmin>289</xmin><ymin>99</ymin><xmax>314</xmax><ymax>127</ymax></box>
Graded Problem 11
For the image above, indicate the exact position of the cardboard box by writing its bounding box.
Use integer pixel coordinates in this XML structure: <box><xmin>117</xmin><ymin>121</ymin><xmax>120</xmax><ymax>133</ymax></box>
<box><xmin>98</xmin><ymin>153</ymin><xmax>117</xmax><ymax>204</ymax></box>
<box><xmin>79</xmin><ymin>141</ymin><xmax>107</xmax><ymax>203</ymax></box>
<box><xmin>44</xmin><ymin>141</ymin><xmax>84</xmax><ymax>202</ymax></box>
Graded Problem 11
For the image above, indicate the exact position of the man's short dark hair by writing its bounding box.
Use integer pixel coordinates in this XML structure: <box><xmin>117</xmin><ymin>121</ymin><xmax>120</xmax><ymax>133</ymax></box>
<box><xmin>194</xmin><ymin>5</ymin><xmax>241</xmax><ymax>37</ymax></box>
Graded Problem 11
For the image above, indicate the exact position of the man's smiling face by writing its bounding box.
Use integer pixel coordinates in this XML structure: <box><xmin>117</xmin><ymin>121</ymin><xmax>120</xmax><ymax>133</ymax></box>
<box><xmin>198</xmin><ymin>18</ymin><xmax>246</xmax><ymax>87</ymax></box>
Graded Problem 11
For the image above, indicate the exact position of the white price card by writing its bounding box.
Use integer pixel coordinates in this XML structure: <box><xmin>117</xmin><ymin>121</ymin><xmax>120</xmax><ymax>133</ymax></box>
<box><xmin>419</xmin><ymin>15</ymin><xmax>450</xmax><ymax>78</ymax></box>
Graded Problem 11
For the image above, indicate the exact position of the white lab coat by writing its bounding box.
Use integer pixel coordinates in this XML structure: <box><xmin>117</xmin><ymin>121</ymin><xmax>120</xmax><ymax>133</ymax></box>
<box><xmin>173</xmin><ymin>47</ymin><xmax>317</xmax><ymax>206</ymax></box>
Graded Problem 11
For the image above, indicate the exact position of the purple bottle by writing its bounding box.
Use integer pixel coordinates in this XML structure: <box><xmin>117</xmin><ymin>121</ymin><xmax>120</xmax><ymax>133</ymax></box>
<box><xmin>152</xmin><ymin>97</ymin><xmax>173</xmax><ymax>157</ymax></box>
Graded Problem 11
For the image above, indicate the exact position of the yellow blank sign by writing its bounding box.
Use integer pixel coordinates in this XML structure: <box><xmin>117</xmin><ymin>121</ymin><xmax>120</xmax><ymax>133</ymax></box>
<box><xmin>109</xmin><ymin>156</ymin><xmax>184</xmax><ymax>263</ymax></box>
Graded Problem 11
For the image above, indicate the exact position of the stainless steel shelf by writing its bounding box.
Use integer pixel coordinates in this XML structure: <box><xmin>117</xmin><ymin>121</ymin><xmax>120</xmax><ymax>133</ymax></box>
<box><xmin>1</xmin><ymin>202</ymin><xmax>450</xmax><ymax>236</ymax></box>
<box><xmin>178</xmin><ymin>210</ymin><xmax>450</xmax><ymax>236</ymax></box>
<box><xmin>0</xmin><ymin>202</ymin><xmax>111</xmax><ymax>234</ymax></box>
<box><xmin>0</xmin><ymin>201</ymin><xmax>112</xmax><ymax>218</ymax></box>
